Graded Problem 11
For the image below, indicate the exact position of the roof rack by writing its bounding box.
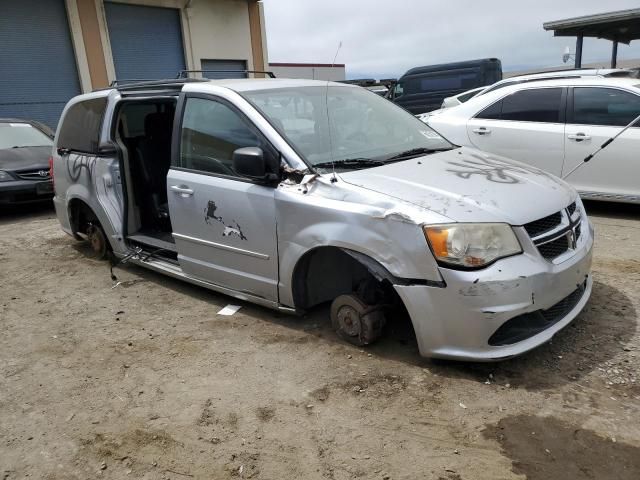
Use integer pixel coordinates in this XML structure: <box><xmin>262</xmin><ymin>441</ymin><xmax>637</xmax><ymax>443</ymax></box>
<box><xmin>110</xmin><ymin>79</ymin><xmax>159</xmax><ymax>87</ymax></box>
<box><xmin>100</xmin><ymin>78</ymin><xmax>208</xmax><ymax>92</ymax></box>
<box><xmin>177</xmin><ymin>70</ymin><xmax>276</xmax><ymax>79</ymax></box>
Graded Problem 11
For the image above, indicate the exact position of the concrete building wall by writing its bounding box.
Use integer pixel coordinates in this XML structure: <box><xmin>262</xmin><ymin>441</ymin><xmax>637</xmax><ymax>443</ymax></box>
<box><xmin>187</xmin><ymin>0</ymin><xmax>253</xmax><ymax>72</ymax></box>
<box><xmin>66</xmin><ymin>0</ymin><xmax>268</xmax><ymax>90</ymax></box>
<box><xmin>268</xmin><ymin>63</ymin><xmax>346</xmax><ymax>81</ymax></box>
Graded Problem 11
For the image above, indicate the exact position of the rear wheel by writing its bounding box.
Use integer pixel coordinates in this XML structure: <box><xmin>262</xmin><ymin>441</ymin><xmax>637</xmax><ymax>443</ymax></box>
<box><xmin>330</xmin><ymin>294</ymin><xmax>385</xmax><ymax>346</ymax></box>
<box><xmin>86</xmin><ymin>222</ymin><xmax>108</xmax><ymax>260</ymax></box>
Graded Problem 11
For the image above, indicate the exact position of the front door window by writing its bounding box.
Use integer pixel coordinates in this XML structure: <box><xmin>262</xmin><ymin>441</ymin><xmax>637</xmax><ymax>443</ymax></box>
<box><xmin>476</xmin><ymin>88</ymin><xmax>563</xmax><ymax>123</ymax></box>
<box><xmin>177</xmin><ymin>97</ymin><xmax>268</xmax><ymax>177</ymax></box>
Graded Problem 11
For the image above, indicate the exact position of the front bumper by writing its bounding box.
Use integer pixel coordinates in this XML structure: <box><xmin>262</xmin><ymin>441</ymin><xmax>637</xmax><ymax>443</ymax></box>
<box><xmin>0</xmin><ymin>179</ymin><xmax>54</xmax><ymax>205</ymax></box>
<box><xmin>395</xmin><ymin>218</ymin><xmax>594</xmax><ymax>361</ymax></box>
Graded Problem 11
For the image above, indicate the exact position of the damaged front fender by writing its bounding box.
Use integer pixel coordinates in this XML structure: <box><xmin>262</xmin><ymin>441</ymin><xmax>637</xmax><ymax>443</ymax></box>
<box><xmin>275</xmin><ymin>175</ymin><xmax>445</xmax><ymax>307</ymax></box>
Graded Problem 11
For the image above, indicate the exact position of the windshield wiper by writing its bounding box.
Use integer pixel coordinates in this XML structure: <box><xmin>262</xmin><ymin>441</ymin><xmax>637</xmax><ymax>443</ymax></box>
<box><xmin>313</xmin><ymin>158</ymin><xmax>386</xmax><ymax>170</ymax></box>
<box><xmin>383</xmin><ymin>147</ymin><xmax>450</xmax><ymax>161</ymax></box>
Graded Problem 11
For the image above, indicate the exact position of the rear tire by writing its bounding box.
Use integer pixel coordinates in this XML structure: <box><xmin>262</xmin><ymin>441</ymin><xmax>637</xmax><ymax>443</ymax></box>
<box><xmin>330</xmin><ymin>294</ymin><xmax>385</xmax><ymax>347</ymax></box>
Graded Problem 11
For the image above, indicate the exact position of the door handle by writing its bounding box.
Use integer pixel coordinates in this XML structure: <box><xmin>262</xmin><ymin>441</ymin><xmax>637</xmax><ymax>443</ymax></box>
<box><xmin>170</xmin><ymin>185</ymin><xmax>194</xmax><ymax>196</ymax></box>
<box><xmin>472</xmin><ymin>127</ymin><xmax>491</xmax><ymax>135</ymax></box>
<box><xmin>567</xmin><ymin>133</ymin><xmax>591</xmax><ymax>142</ymax></box>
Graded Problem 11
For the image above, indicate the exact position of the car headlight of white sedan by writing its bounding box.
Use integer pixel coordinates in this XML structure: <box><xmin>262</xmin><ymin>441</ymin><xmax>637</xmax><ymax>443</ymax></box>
<box><xmin>424</xmin><ymin>223</ymin><xmax>522</xmax><ymax>269</ymax></box>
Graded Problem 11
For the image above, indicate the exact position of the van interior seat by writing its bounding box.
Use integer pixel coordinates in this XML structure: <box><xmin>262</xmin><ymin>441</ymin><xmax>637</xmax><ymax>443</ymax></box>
<box><xmin>135</xmin><ymin>111</ymin><xmax>174</xmax><ymax>228</ymax></box>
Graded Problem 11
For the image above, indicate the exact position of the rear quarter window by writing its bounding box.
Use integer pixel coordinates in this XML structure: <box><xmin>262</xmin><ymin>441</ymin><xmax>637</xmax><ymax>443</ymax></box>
<box><xmin>58</xmin><ymin>97</ymin><xmax>108</xmax><ymax>154</ymax></box>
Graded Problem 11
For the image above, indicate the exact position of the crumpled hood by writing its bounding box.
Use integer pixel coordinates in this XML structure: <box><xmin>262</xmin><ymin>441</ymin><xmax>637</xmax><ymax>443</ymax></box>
<box><xmin>340</xmin><ymin>147</ymin><xmax>576</xmax><ymax>225</ymax></box>
<box><xmin>0</xmin><ymin>146</ymin><xmax>51</xmax><ymax>171</ymax></box>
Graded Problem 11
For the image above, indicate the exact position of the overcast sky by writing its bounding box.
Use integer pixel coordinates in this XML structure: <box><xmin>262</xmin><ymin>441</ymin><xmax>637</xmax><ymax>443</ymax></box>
<box><xmin>262</xmin><ymin>1</ymin><xmax>640</xmax><ymax>79</ymax></box>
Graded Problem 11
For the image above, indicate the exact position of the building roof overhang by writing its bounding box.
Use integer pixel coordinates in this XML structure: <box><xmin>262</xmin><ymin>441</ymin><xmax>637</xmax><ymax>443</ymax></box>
<box><xmin>544</xmin><ymin>8</ymin><xmax>640</xmax><ymax>44</ymax></box>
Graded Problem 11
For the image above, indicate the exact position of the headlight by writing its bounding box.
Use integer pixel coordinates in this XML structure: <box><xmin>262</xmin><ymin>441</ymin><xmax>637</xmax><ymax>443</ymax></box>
<box><xmin>424</xmin><ymin>223</ymin><xmax>522</xmax><ymax>269</ymax></box>
<box><xmin>0</xmin><ymin>170</ymin><xmax>14</xmax><ymax>182</ymax></box>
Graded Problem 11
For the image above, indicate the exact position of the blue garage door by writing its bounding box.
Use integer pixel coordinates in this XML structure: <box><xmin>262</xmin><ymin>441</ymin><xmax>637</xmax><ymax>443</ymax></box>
<box><xmin>0</xmin><ymin>0</ymin><xmax>81</xmax><ymax>128</ymax></box>
<box><xmin>105</xmin><ymin>2</ymin><xmax>186</xmax><ymax>81</ymax></box>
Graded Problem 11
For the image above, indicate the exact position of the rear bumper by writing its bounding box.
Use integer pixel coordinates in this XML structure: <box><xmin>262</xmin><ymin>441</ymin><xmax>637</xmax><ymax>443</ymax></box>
<box><xmin>0</xmin><ymin>179</ymin><xmax>53</xmax><ymax>205</ymax></box>
<box><xmin>395</xmin><ymin>218</ymin><xmax>594</xmax><ymax>361</ymax></box>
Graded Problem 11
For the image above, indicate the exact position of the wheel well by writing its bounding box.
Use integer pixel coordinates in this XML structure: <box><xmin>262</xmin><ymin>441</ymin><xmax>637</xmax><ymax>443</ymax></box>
<box><xmin>291</xmin><ymin>247</ymin><xmax>401</xmax><ymax>310</ymax></box>
<box><xmin>68</xmin><ymin>199</ymin><xmax>99</xmax><ymax>239</ymax></box>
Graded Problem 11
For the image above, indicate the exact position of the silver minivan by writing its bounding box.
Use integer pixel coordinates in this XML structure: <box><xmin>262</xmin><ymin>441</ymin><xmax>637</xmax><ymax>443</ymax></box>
<box><xmin>52</xmin><ymin>78</ymin><xmax>594</xmax><ymax>361</ymax></box>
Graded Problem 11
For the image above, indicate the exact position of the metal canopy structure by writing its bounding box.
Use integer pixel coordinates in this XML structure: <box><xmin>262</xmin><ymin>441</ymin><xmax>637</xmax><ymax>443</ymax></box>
<box><xmin>543</xmin><ymin>9</ymin><xmax>640</xmax><ymax>69</ymax></box>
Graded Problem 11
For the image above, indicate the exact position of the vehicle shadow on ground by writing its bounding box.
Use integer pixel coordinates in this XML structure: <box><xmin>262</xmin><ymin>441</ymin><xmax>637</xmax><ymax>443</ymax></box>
<box><xmin>583</xmin><ymin>199</ymin><xmax>640</xmax><ymax>220</ymax></box>
<box><xmin>0</xmin><ymin>201</ymin><xmax>55</xmax><ymax>225</ymax></box>
<box><xmin>447</xmin><ymin>280</ymin><xmax>636</xmax><ymax>390</ymax></box>
<box><xmin>90</xmin><ymin>241</ymin><xmax>636</xmax><ymax>393</ymax></box>
<box><xmin>365</xmin><ymin>279</ymin><xmax>636</xmax><ymax>392</ymax></box>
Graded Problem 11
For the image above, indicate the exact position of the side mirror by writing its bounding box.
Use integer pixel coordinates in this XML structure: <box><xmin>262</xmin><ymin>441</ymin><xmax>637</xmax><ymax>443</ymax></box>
<box><xmin>232</xmin><ymin>147</ymin><xmax>278</xmax><ymax>183</ymax></box>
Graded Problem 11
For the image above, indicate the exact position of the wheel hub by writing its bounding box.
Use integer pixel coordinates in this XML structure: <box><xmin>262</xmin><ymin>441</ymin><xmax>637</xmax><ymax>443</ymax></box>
<box><xmin>330</xmin><ymin>294</ymin><xmax>386</xmax><ymax>347</ymax></box>
<box><xmin>86</xmin><ymin>224</ymin><xmax>107</xmax><ymax>259</ymax></box>
<box><xmin>336</xmin><ymin>304</ymin><xmax>362</xmax><ymax>337</ymax></box>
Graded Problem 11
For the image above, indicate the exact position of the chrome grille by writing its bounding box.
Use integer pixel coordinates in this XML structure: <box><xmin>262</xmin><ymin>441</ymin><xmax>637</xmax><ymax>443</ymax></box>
<box><xmin>524</xmin><ymin>202</ymin><xmax>581</xmax><ymax>262</ymax></box>
<box><xmin>16</xmin><ymin>168</ymin><xmax>51</xmax><ymax>181</ymax></box>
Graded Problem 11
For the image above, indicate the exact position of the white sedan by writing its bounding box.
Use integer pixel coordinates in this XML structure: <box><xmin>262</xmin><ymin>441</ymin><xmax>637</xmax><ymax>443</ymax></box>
<box><xmin>416</xmin><ymin>86</ymin><xmax>485</xmax><ymax>122</ymax></box>
<box><xmin>426</xmin><ymin>76</ymin><xmax>640</xmax><ymax>204</ymax></box>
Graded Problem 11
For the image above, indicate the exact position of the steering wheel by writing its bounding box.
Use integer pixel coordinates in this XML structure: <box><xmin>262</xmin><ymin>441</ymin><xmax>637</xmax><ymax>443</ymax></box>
<box><xmin>185</xmin><ymin>153</ymin><xmax>235</xmax><ymax>176</ymax></box>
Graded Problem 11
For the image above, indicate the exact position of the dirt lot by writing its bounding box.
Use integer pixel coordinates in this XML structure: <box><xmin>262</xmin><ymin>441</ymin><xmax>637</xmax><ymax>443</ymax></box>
<box><xmin>1</xmin><ymin>201</ymin><xmax>639</xmax><ymax>480</ymax></box>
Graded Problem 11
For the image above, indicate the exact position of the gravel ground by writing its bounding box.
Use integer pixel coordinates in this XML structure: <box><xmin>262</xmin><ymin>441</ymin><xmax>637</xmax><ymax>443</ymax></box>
<box><xmin>1</xmin><ymin>201</ymin><xmax>639</xmax><ymax>480</ymax></box>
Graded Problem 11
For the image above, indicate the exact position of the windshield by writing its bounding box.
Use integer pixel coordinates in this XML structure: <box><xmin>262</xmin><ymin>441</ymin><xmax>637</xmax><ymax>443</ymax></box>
<box><xmin>243</xmin><ymin>85</ymin><xmax>453</xmax><ymax>169</ymax></box>
<box><xmin>0</xmin><ymin>123</ymin><xmax>52</xmax><ymax>150</ymax></box>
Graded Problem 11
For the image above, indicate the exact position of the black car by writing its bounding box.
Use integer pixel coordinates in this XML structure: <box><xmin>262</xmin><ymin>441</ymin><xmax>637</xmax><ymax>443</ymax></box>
<box><xmin>386</xmin><ymin>58</ymin><xmax>503</xmax><ymax>114</ymax></box>
<box><xmin>0</xmin><ymin>119</ymin><xmax>55</xmax><ymax>205</ymax></box>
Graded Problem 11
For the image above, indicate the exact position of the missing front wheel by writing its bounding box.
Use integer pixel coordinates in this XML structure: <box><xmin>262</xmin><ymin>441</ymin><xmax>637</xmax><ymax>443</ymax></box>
<box><xmin>330</xmin><ymin>294</ymin><xmax>386</xmax><ymax>347</ymax></box>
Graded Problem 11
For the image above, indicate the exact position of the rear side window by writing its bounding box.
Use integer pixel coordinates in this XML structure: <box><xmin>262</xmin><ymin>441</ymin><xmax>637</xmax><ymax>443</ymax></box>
<box><xmin>572</xmin><ymin>88</ymin><xmax>640</xmax><ymax>127</ymax></box>
<box><xmin>420</xmin><ymin>72</ymin><xmax>478</xmax><ymax>91</ymax></box>
<box><xmin>476</xmin><ymin>88</ymin><xmax>563</xmax><ymax>123</ymax></box>
<box><xmin>58</xmin><ymin>97</ymin><xmax>108</xmax><ymax>153</ymax></box>
<box><xmin>405</xmin><ymin>72</ymin><xmax>479</xmax><ymax>94</ymax></box>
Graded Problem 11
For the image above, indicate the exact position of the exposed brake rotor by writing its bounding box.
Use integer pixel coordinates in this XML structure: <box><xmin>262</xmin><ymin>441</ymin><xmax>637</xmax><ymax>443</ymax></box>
<box><xmin>330</xmin><ymin>294</ymin><xmax>385</xmax><ymax>347</ymax></box>
<box><xmin>86</xmin><ymin>223</ymin><xmax>108</xmax><ymax>259</ymax></box>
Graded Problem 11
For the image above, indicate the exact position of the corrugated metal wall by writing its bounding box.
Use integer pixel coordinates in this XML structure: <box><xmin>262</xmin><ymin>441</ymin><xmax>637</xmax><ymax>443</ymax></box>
<box><xmin>200</xmin><ymin>59</ymin><xmax>248</xmax><ymax>79</ymax></box>
<box><xmin>0</xmin><ymin>0</ymin><xmax>81</xmax><ymax>128</ymax></box>
<box><xmin>104</xmin><ymin>1</ymin><xmax>186</xmax><ymax>81</ymax></box>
